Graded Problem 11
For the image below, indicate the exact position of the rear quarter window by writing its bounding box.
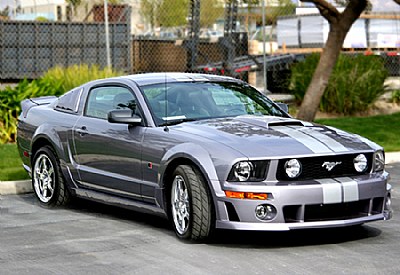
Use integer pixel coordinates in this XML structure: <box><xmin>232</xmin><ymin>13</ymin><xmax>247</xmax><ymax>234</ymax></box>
<box><xmin>55</xmin><ymin>88</ymin><xmax>82</xmax><ymax>113</ymax></box>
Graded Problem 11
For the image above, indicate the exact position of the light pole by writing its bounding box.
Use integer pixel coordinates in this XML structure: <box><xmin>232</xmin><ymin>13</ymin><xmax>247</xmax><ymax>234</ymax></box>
<box><xmin>262</xmin><ymin>0</ymin><xmax>267</xmax><ymax>93</ymax></box>
<box><xmin>104</xmin><ymin>0</ymin><xmax>111</xmax><ymax>69</ymax></box>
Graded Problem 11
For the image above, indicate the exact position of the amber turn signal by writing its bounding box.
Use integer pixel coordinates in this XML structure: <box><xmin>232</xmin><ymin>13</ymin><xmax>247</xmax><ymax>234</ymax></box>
<box><xmin>225</xmin><ymin>191</ymin><xmax>269</xmax><ymax>200</ymax></box>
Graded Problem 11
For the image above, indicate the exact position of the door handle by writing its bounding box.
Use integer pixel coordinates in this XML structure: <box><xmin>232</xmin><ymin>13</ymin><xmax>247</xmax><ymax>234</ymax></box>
<box><xmin>76</xmin><ymin>126</ymin><xmax>88</xmax><ymax>136</ymax></box>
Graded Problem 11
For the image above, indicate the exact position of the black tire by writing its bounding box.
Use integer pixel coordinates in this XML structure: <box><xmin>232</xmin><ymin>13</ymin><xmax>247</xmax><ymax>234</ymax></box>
<box><xmin>170</xmin><ymin>165</ymin><xmax>214</xmax><ymax>241</ymax></box>
<box><xmin>32</xmin><ymin>146</ymin><xmax>70</xmax><ymax>207</ymax></box>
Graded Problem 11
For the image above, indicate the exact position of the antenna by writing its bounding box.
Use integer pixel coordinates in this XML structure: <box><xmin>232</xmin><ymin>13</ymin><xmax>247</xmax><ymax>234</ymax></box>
<box><xmin>164</xmin><ymin>73</ymin><xmax>169</xmax><ymax>132</ymax></box>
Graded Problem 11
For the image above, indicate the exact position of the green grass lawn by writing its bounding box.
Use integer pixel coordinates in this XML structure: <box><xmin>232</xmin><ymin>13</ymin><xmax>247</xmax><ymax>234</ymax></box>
<box><xmin>0</xmin><ymin>143</ymin><xmax>29</xmax><ymax>181</ymax></box>
<box><xmin>316</xmin><ymin>112</ymin><xmax>400</xmax><ymax>152</ymax></box>
<box><xmin>1</xmin><ymin>112</ymin><xmax>399</xmax><ymax>181</ymax></box>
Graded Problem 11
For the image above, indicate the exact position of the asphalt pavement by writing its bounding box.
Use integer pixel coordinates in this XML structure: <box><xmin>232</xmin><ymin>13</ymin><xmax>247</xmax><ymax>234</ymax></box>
<box><xmin>0</xmin><ymin>161</ymin><xmax>399</xmax><ymax>274</ymax></box>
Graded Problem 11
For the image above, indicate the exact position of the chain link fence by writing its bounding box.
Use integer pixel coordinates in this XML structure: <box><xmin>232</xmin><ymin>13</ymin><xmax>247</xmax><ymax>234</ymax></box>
<box><xmin>1</xmin><ymin>1</ymin><xmax>400</xmax><ymax>93</ymax></box>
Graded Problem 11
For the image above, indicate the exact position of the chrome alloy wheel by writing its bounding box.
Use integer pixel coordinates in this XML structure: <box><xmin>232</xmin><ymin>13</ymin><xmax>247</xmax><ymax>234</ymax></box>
<box><xmin>33</xmin><ymin>154</ymin><xmax>55</xmax><ymax>203</ymax></box>
<box><xmin>171</xmin><ymin>175</ymin><xmax>190</xmax><ymax>235</ymax></box>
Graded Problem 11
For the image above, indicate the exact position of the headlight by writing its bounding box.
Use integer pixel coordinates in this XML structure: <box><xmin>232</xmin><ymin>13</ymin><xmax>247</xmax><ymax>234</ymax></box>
<box><xmin>373</xmin><ymin>151</ymin><xmax>385</xmax><ymax>172</ymax></box>
<box><xmin>233</xmin><ymin>161</ymin><xmax>253</xmax><ymax>181</ymax></box>
<box><xmin>227</xmin><ymin>161</ymin><xmax>269</xmax><ymax>182</ymax></box>
<box><xmin>354</xmin><ymin>154</ymin><xmax>368</xmax><ymax>172</ymax></box>
<box><xmin>284</xmin><ymin>159</ymin><xmax>302</xmax><ymax>178</ymax></box>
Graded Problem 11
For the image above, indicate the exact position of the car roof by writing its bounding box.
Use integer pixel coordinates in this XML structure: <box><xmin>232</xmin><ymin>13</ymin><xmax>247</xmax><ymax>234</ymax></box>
<box><xmin>121</xmin><ymin>72</ymin><xmax>242</xmax><ymax>87</ymax></box>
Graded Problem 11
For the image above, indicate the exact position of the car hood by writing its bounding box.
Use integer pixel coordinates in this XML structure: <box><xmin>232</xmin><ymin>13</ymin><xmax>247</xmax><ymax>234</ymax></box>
<box><xmin>172</xmin><ymin>116</ymin><xmax>379</xmax><ymax>159</ymax></box>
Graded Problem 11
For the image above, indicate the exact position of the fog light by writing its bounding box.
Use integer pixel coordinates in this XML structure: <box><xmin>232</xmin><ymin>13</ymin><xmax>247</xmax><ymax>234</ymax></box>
<box><xmin>255</xmin><ymin>204</ymin><xmax>277</xmax><ymax>220</ymax></box>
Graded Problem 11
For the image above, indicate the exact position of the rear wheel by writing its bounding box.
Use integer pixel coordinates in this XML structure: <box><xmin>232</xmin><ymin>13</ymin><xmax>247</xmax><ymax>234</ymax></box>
<box><xmin>170</xmin><ymin>165</ymin><xmax>213</xmax><ymax>241</ymax></box>
<box><xmin>32</xmin><ymin>146</ymin><xmax>70</xmax><ymax>207</ymax></box>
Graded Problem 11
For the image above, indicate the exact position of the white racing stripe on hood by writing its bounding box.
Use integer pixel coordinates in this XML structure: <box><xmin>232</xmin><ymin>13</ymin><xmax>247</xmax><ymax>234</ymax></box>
<box><xmin>299</xmin><ymin>127</ymin><xmax>349</xmax><ymax>152</ymax></box>
<box><xmin>273</xmin><ymin>126</ymin><xmax>332</xmax><ymax>154</ymax></box>
<box><xmin>317</xmin><ymin>177</ymin><xmax>359</xmax><ymax>204</ymax></box>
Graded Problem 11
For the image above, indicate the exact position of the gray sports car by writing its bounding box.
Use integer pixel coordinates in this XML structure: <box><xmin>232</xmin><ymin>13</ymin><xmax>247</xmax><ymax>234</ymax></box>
<box><xmin>17</xmin><ymin>73</ymin><xmax>392</xmax><ymax>241</ymax></box>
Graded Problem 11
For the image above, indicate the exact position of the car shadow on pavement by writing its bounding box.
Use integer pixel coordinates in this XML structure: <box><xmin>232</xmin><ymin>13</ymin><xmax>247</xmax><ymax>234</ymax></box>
<box><xmin>209</xmin><ymin>225</ymin><xmax>382</xmax><ymax>248</ymax></box>
<box><xmin>16</xmin><ymin>194</ymin><xmax>383</xmax><ymax>248</ymax></box>
<box><xmin>68</xmin><ymin>197</ymin><xmax>172</xmax><ymax>230</ymax></box>
<box><xmin>17</xmin><ymin>194</ymin><xmax>172</xmax><ymax>231</ymax></box>
<box><xmin>66</xmin><ymin>197</ymin><xmax>383</xmax><ymax>248</ymax></box>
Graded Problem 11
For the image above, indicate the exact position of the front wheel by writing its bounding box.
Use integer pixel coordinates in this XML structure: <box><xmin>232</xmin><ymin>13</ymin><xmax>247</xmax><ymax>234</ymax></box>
<box><xmin>170</xmin><ymin>165</ymin><xmax>214</xmax><ymax>241</ymax></box>
<box><xmin>32</xmin><ymin>146</ymin><xmax>70</xmax><ymax>207</ymax></box>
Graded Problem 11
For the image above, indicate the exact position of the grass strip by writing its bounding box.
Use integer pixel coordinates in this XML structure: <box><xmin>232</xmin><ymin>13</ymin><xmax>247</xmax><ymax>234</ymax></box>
<box><xmin>316</xmin><ymin>112</ymin><xmax>400</xmax><ymax>152</ymax></box>
<box><xmin>0</xmin><ymin>143</ymin><xmax>29</xmax><ymax>181</ymax></box>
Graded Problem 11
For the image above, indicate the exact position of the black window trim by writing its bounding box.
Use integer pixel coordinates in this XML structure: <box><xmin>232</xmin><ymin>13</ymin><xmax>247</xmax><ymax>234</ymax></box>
<box><xmin>84</xmin><ymin>84</ymin><xmax>147</xmax><ymax>126</ymax></box>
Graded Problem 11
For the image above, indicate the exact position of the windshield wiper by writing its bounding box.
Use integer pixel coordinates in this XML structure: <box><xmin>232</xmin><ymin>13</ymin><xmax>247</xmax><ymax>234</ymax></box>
<box><xmin>161</xmin><ymin>118</ymin><xmax>197</xmax><ymax>126</ymax></box>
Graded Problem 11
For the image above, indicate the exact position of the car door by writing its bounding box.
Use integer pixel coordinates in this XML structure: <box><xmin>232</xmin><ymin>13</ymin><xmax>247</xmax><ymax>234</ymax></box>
<box><xmin>72</xmin><ymin>85</ymin><xmax>145</xmax><ymax>200</ymax></box>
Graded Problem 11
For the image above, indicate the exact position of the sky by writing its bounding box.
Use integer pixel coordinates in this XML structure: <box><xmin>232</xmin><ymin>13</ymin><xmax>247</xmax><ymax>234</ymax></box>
<box><xmin>370</xmin><ymin>0</ymin><xmax>400</xmax><ymax>11</ymax></box>
<box><xmin>1</xmin><ymin>0</ymin><xmax>15</xmax><ymax>10</ymax></box>
<box><xmin>1</xmin><ymin>0</ymin><xmax>400</xmax><ymax>13</ymax></box>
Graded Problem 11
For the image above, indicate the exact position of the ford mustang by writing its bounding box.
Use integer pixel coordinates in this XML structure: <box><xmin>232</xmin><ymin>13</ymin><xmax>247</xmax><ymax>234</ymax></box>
<box><xmin>17</xmin><ymin>73</ymin><xmax>392</xmax><ymax>240</ymax></box>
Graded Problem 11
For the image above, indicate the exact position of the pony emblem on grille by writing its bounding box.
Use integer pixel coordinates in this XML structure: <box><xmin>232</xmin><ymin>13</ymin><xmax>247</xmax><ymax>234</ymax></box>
<box><xmin>322</xmin><ymin>161</ymin><xmax>342</xmax><ymax>171</ymax></box>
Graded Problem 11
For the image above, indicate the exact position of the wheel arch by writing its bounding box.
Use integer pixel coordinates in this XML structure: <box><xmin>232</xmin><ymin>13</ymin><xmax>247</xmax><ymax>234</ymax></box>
<box><xmin>31</xmin><ymin>135</ymin><xmax>63</xmax><ymax>164</ymax></box>
<box><xmin>31</xmin><ymin>137</ymin><xmax>53</xmax><ymax>161</ymax></box>
<box><xmin>31</xmin><ymin>124</ymin><xmax>67</xmax><ymax>164</ymax></box>
<box><xmin>30</xmin><ymin>134</ymin><xmax>76</xmax><ymax>196</ymax></box>
<box><xmin>30</xmin><ymin>126</ymin><xmax>71</xmax><ymax>188</ymax></box>
<box><xmin>158</xmin><ymin>143</ymin><xmax>224</xmax><ymax>214</ymax></box>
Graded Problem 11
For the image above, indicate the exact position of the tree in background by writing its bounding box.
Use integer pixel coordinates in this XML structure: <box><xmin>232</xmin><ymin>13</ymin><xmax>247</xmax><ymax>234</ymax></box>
<box><xmin>266</xmin><ymin>0</ymin><xmax>296</xmax><ymax>25</ymax></box>
<box><xmin>65</xmin><ymin>0</ymin><xmax>82</xmax><ymax>19</ymax></box>
<box><xmin>158</xmin><ymin>0</ymin><xmax>188</xmax><ymax>27</ymax></box>
<box><xmin>296</xmin><ymin>0</ymin><xmax>400</xmax><ymax>121</ymax></box>
<box><xmin>334</xmin><ymin>0</ymin><xmax>372</xmax><ymax>12</ymax></box>
<box><xmin>0</xmin><ymin>6</ymin><xmax>10</xmax><ymax>19</ymax></box>
<box><xmin>141</xmin><ymin>0</ymin><xmax>224</xmax><ymax>30</ymax></box>
<box><xmin>242</xmin><ymin>0</ymin><xmax>260</xmax><ymax>32</ymax></box>
<box><xmin>141</xmin><ymin>0</ymin><xmax>162</xmax><ymax>31</ymax></box>
<box><xmin>247</xmin><ymin>0</ymin><xmax>295</xmax><ymax>41</ymax></box>
<box><xmin>200</xmin><ymin>0</ymin><xmax>224</xmax><ymax>28</ymax></box>
<box><xmin>296</xmin><ymin>0</ymin><xmax>368</xmax><ymax>121</ymax></box>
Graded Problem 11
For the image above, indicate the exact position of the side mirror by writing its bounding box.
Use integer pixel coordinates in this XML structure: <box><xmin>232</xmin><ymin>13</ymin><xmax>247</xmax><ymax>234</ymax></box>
<box><xmin>276</xmin><ymin>102</ymin><xmax>289</xmax><ymax>113</ymax></box>
<box><xmin>108</xmin><ymin>109</ymin><xmax>142</xmax><ymax>125</ymax></box>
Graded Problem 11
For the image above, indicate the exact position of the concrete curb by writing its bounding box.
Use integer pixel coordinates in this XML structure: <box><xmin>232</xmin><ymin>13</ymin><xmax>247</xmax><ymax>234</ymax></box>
<box><xmin>0</xmin><ymin>180</ymin><xmax>32</xmax><ymax>195</ymax></box>
<box><xmin>386</xmin><ymin>152</ymin><xmax>400</xmax><ymax>164</ymax></box>
<box><xmin>0</xmin><ymin>153</ymin><xmax>399</xmax><ymax>196</ymax></box>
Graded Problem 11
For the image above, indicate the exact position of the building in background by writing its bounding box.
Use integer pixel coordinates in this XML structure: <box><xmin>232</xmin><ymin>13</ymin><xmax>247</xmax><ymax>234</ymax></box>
<box><xmin>17</xmin><ymin>0</ymin><xmax>67</xmax><ymax>21</ymax></box>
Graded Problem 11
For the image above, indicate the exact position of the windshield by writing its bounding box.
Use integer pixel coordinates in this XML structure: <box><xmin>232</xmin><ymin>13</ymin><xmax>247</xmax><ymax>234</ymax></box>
<box><xmin>141</xmin><ymin>81</ymin><xmax>289</xmax><ymax>126</ymax></box>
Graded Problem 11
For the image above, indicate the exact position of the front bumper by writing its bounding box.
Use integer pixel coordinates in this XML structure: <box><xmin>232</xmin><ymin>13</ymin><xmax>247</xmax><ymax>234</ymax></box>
<box><xmin>214</xmin><ymin>172</ymin><xmax>392</xmax><ymax>231</ymax></box>
<box><xmin>217</xmin><ymin>214</ymin><xmax>386</xmax><ymax>231</ymax></box>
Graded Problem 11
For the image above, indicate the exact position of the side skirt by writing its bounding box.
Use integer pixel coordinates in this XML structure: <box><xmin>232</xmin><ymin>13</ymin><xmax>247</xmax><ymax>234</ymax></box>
<box><xmin>73</xmin><ymin>187</ymin><xmax>167</xmax><ymax>218</ymax></box>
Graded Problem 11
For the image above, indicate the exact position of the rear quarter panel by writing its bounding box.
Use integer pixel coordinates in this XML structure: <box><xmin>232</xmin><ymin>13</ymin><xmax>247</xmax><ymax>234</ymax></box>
<box><xmin>17</xmin><ymin>105</ymin><xmax>80</xmax><ymax>176</ymax></box>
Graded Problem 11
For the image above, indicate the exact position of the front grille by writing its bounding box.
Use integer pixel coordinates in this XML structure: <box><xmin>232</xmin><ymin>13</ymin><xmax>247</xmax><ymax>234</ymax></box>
<box><xmin>276</xmin><ymin>153</ymin><xmax>373</xmax><ymax>181</ymax></box>
<box><xmin>283</xmin><ymin>198</ymin><xmax>384</xmax><ymax>223</ymax></box>
<box><xmin>304</xmin><ymin>200</ymin><xmax>370</xmax><ymax>222</ymax></box>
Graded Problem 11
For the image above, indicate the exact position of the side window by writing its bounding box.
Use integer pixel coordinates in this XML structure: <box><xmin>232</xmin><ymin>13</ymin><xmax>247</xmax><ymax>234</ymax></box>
<box><xmin>55</xmin><ymin>88</ymin><xmax>82</xmax><ymax>113</ymax></box>
<box><xmin>85</xmin><ymin>86</ymin><xmax>136</xmax><ymax>119</ymax></box>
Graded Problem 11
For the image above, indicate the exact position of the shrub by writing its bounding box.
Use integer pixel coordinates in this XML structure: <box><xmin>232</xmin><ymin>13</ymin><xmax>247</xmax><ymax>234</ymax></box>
<box><xmin>392</xmin><ymin>90</ymin><xmax>400</xmax><ymax>103</ymax></box>
<box><xmin>0</xmin><ymin>64</ymin><xmax>123</xmax><ymax>143</ymax></box>
<box><xmin>42</xmin><ymin>64</ymin><xmax>123</xmax><ymax>93</ymax></box>
<box><xmin>289</xmin><ymin>53</ymin><xmax>320</xmax><ymax>102</ymax></box>
<box><xmin>290</xmin><ymin>53</ymin><xmax>388</xmax><ymax>115</ymax></box>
